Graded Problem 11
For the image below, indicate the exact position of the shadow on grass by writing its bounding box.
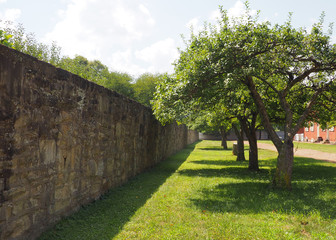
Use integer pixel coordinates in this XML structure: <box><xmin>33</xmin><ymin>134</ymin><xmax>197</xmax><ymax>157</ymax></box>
<box><xmin>198</xmin><ymin>147</ymin><xmax>232</xmax><ymax>151</ymax></box>
<box><xmin>178</xmin><ymin>166</ymin><xmax>272</xmax><ymax>180</ymax></box>
<box><xmin>188</xmin><ymin>156</ymin><xmax>336</xmax><ymax>219</ymax></box>
<box><xmin>189</xmin><ymin>160</ymin><xmax>249</xmax><ymax>167</ymax></box>
<box><xmin>198</xmin><ymin>145</ymin><xmax>250</xmax><ymax>151</ymax></box>
<box><xmin>38</xmin><ymin>142</ymin><xmax>197</xmax><ymax>240</ymax></box>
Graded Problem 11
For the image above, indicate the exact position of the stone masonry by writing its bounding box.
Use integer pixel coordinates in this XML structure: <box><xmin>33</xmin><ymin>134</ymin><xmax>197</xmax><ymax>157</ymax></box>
<box><xmin>0</xmin><ymin>45</ymin><xmax>199</xmax><ymax>240</ymax></box>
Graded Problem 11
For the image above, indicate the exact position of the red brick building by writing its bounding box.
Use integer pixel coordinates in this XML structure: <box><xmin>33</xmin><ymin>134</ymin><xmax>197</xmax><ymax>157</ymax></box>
<box><xmin>298</xmin><ymin>122</ymin><xmax>336</xmax><ymax>142</ymax></box>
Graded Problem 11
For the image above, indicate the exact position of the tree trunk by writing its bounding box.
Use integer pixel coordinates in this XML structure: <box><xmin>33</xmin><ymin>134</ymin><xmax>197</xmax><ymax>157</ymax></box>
<box><xmin>232</xmin><ymin>124</ymin><xmax>245</xmax><ymax>161</ymax></box>
<box><xmin>220</xmin><ymin>129</ymin><xmax>228</xmax><ymax>150</ymax></box>
<box><xmin>248</xmin><ymin>132</ymin><xmax>259</xmax><ymax>171</ymax></box>
<box><xmin>273</xmin><ymin>139</ymin><xmax>294</xmax><ymax>189</ymax></box>
<box><xmin>244</xmin><ymin>75</ymin><xmax>321</xmax><ymax>189</ymax></box>
<box><xmin>238</xmin><ymin>115</ymin><xmax>259</xmax><ymax>171</ymax></box>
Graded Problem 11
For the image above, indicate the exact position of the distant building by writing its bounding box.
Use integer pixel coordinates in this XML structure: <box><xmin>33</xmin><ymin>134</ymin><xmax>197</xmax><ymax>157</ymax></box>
<box><xmin>294</xmin><ymin>128</ymin><xmax>304</xmax><ymax>141</ymax></box>
<box><xmin>296</xmin><ymin>122</ymin><xmax>336</xmax><ymax>142</ymax></box>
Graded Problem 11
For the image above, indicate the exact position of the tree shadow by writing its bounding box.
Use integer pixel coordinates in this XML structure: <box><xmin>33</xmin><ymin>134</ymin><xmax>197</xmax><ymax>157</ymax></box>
<box><xmin>198</xmin><ymin>147</ymin><xmax>233</xmax><ymax>151</ymax></box>
<box><xmin>188</xmin><ymin>157</ymin><xmax>336</xmax><ymax>219</ymax></box>
<box><xmin>38</xmin><ymin>143</ymin><xmax>197</xmax><ymax>240</ymax></box>
<box><xmin>190</xmin><ymin>180</ymin><xmax>336</xmax><ymax>219</ymax></box>
<box><xmin>198</xmin><ymin>145</ymin><xmax>250</xmax><ymax>151</ymax></box>
<box><xmin>293</xmin><ymin>157</ymin><xmax>336</xmax><ymax>181</ymax></box>
<box><xmin>189</xmin><ymin>160</ymin><xmax>249</xmax><ymax>167</ymax></box>
<box><xmin>177</xmin><ymin>166</ymin><xmax>271</xmax><ymax>181</ymax></box>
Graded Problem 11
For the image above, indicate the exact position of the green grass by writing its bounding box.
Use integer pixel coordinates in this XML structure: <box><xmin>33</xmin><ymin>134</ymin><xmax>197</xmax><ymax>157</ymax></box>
<box><xmin>39</xmin><ymin>140</ymin><xmax>336</xmax><ymax>240</ymax></box>
<box><xmin>259</xmin><ymin>140</ymin><xmax>336</xmax><ymax>153</ymax></box>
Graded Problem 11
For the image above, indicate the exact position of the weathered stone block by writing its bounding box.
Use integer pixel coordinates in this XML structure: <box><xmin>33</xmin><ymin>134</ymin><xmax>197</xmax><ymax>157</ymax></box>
<box><xmin>38</xmin><ymin>139</ymin><xmax>57</xmax><ymax>165</ymax></box>
<box><xmin>5</xmin><ymin>215</ymin><xmax>31</xmax><ymax>239</ymax></box>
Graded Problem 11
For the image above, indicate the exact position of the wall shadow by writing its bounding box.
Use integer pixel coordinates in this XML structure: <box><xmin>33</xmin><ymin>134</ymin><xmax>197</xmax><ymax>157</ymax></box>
<box><xmin>38</xmin><ymin>142</ymin><xmax>197</xmax><ymax>240</ymax></box>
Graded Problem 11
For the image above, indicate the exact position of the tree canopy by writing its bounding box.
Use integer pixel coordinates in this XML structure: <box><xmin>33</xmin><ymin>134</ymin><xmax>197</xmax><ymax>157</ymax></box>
<box><xmin>153</xmin><ymin>3</ymin><xmax>336</xmax><ymax>189</ymax></box>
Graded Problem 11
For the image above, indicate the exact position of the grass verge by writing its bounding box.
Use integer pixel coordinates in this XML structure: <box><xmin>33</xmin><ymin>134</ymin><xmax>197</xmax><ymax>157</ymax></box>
<box><xmin>39</xmin><ymin>140</ymin><xmax>336</xmax><ymax>240</ymax></box>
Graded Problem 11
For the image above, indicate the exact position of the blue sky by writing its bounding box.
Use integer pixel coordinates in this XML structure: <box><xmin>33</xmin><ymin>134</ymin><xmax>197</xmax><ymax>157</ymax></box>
<box><xmin>1</xmin><ymin>0</ymin><xmax>336</xmax><ymax>77</ymax></box>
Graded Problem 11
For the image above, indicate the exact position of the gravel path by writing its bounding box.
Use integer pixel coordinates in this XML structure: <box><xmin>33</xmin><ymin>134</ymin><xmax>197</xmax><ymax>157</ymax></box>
<box><xmin>257</xmin><ymin>142</ymin><xmax>336</xmax><ymax>163</ymax></box>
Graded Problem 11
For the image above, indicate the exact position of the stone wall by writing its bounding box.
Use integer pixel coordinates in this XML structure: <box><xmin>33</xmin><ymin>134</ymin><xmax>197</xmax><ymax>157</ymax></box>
<box><xmin>0</xmin><ymin>45</ymin><xmax>198</xmax><ymax>240</ymax></box>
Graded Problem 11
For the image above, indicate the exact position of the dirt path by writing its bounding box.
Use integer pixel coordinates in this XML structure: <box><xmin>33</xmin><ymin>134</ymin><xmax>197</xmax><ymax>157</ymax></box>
<box><xmin>257</xmin><ymin>142</ymin><xmax>336</xmax><ymax>163</ymax></box>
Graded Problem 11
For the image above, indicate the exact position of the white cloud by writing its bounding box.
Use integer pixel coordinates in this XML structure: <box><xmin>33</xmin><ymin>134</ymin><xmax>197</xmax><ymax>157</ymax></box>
<box><xmin>228</xmin><ymin>0</ymin><xmax>257</xmax><ymax>19</ymax></box>
<box><xmin>186</xmin><ymin>17</ymin><xmax>200</xmax><ymax>32</ymax></box>
<box><xmin>43</xmin><ymin>0</ymin><xmax>156</xmax><ymax>61</ymax></box>
<box><xmin>210</xmin><ymin>9</ymin><xmax>221</xmax><ymax>22</ymax></box>
<box><xmin>0</xmin><ymin>0</ymin><xmax>7</xmax><ymax>3</ymax></box>
<box><xmin>332</xmin><ymin>36</ymin><xmax>336</xmax><ymax>44</ymax></box>
<box><xmin>107</xmin><ymin>48</ymin><xmax>144</xmax><ymax>75</ymax></box>
<box><xmin>139</xmin><ymin>4</ymin><xmax>155</xmax><ymax>26</ymax></box>
<box><xmin>0</xmin><ymin>8</ymin><xmax>21</xmax><ymax>23</ymax></box>
<box><xmin>106</xmin><ymin>38</ymin><xmax>179</xmax><ymax>77</ymax></box>
<box><xmin>185</xmin><ymin>0</ymin><xmax>258</xmax><ymax>36</ymax></box>
<box><xmin>135</xmin><ymin>38</ymin><xmax>178</xmax><ymax>73</ymax></box>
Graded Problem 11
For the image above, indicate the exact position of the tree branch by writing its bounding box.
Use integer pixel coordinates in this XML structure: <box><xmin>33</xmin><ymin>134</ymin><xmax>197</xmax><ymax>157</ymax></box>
<box><xmin>253</xmin><ymin>75</ymin><xmax>279</xmax><ymax>93</ymax></box>
<box><xmin>244</xmin><ymin>75</ymin><xmax>283</xmax><ymax>151</ymax></box>
<box><xmin>292</xmin><ymin>87</ymin><xmax>324</xmax><ymax>135</ymax></box>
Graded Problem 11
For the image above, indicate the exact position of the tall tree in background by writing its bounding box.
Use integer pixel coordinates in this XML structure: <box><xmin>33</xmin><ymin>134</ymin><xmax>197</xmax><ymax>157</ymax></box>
<box><xmin>133</xmin><ymin>73</ymin><xmax>163</xmax><ymax>107</ymax></box>
<box><xmin>104</xmin><ymin>72</ymin><xmax>135</xmax><ymax>98</ymax></box>
<box><xmin>3</xmin><ymin>22</ymin><xmax>61</xmax><ymax>65</ymax></box>
<box><xmin>59</xmin><ymin>56</ymin><xmax>136</xmax><ymax>98</ymax></box>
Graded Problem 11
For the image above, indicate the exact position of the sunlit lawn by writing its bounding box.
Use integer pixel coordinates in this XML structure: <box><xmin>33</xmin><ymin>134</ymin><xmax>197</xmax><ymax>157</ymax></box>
<box><xmin>259</xmin><ymin>140</ymin><xmax>336</xmax><ymax>153</ymax></box>
<box><xmin>39</xmin><ymin>140</ymin><xmax>336</xmax><ymax>240</ymax></box>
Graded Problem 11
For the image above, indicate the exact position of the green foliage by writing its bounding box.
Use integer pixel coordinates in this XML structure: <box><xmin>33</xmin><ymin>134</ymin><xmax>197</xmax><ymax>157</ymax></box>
<box><xmin>0</xmin><ymin>29</ymin><xmax>13</xmax><ymax>47</ymax></box>
<box><xmin>103</xmin><ymin>71</ymin><xmax>135</xmax><ymax>98</ymax></box>
<box><xmin>39</xmin><ymin>141</ymin><xmax>336</xmax><ymax>239</ymax></box>
<box><xmin>59</xmin><ymin>56</ymin><xmax>108</xmax><ymax>83</ymax></box>
<box><xmin>133</xmin><ymin>73</ymin><xmax>163</xmax><ymax>107</ymax></box>
<box><xmin>3</xmin><ymin>22</ymin><xmax>62</xmax><ymax>65</ymax></box>
<box><xmin>187</xmin><ymin>105</ymin><xmax>233</xmax><ymax>135</ymax></box>
<box><xmin>59</xmin><ymin>55</ymin><xmax>136</xmax><ymax>98</ymax></box>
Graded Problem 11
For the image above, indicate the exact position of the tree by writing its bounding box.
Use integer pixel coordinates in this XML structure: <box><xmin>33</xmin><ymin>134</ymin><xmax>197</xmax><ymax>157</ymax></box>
<box><xmin>103</xmin><ymin>72</ymin><xmax>135</xmax><ymax>98</ymax></box>
<box><xmin>241</xmin><ymin>17</ymin><xmax>336</xmax><ymax>188</ymax></box>
<box><xmin>3</xmin><ymin>22</ymin><xmax>61</xmax><ymax>65</ymax></box>
<box><xmin>153</xmin><ymin>74</ymin><xmax>258</xmax><ymax>168</ymax></box>
<box><xmin>187</xmin><ymin>105</ymin><xmax>234</xmax><ymax>150</ymax></box>
<box><xmin>59</xmin><ymin>56</ymin><xmax>136</xmax><ymax>98</ymax></box>
<box><xmin>59</xmin><ymin>56</ymin><xmax>109</xmax><ymax>83</ymax></box>
<box><xmin>231</xmin><ymin>123</ymin><xmax>246</xmax><ymax>161</ymax></box>
<box><xmin>133</xmin><ymin>73</ymin><xmax>163</xmax><ymax>107</ymax></box>
<box><xmin>206</xmin><ymin>107</ymin><xmax>232</xmax><ymax>150</ymax></box>
<box><xmin>155</xmin><ymin>3</ymin><xmax>336</xmax><ymax>189</ymax></box>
